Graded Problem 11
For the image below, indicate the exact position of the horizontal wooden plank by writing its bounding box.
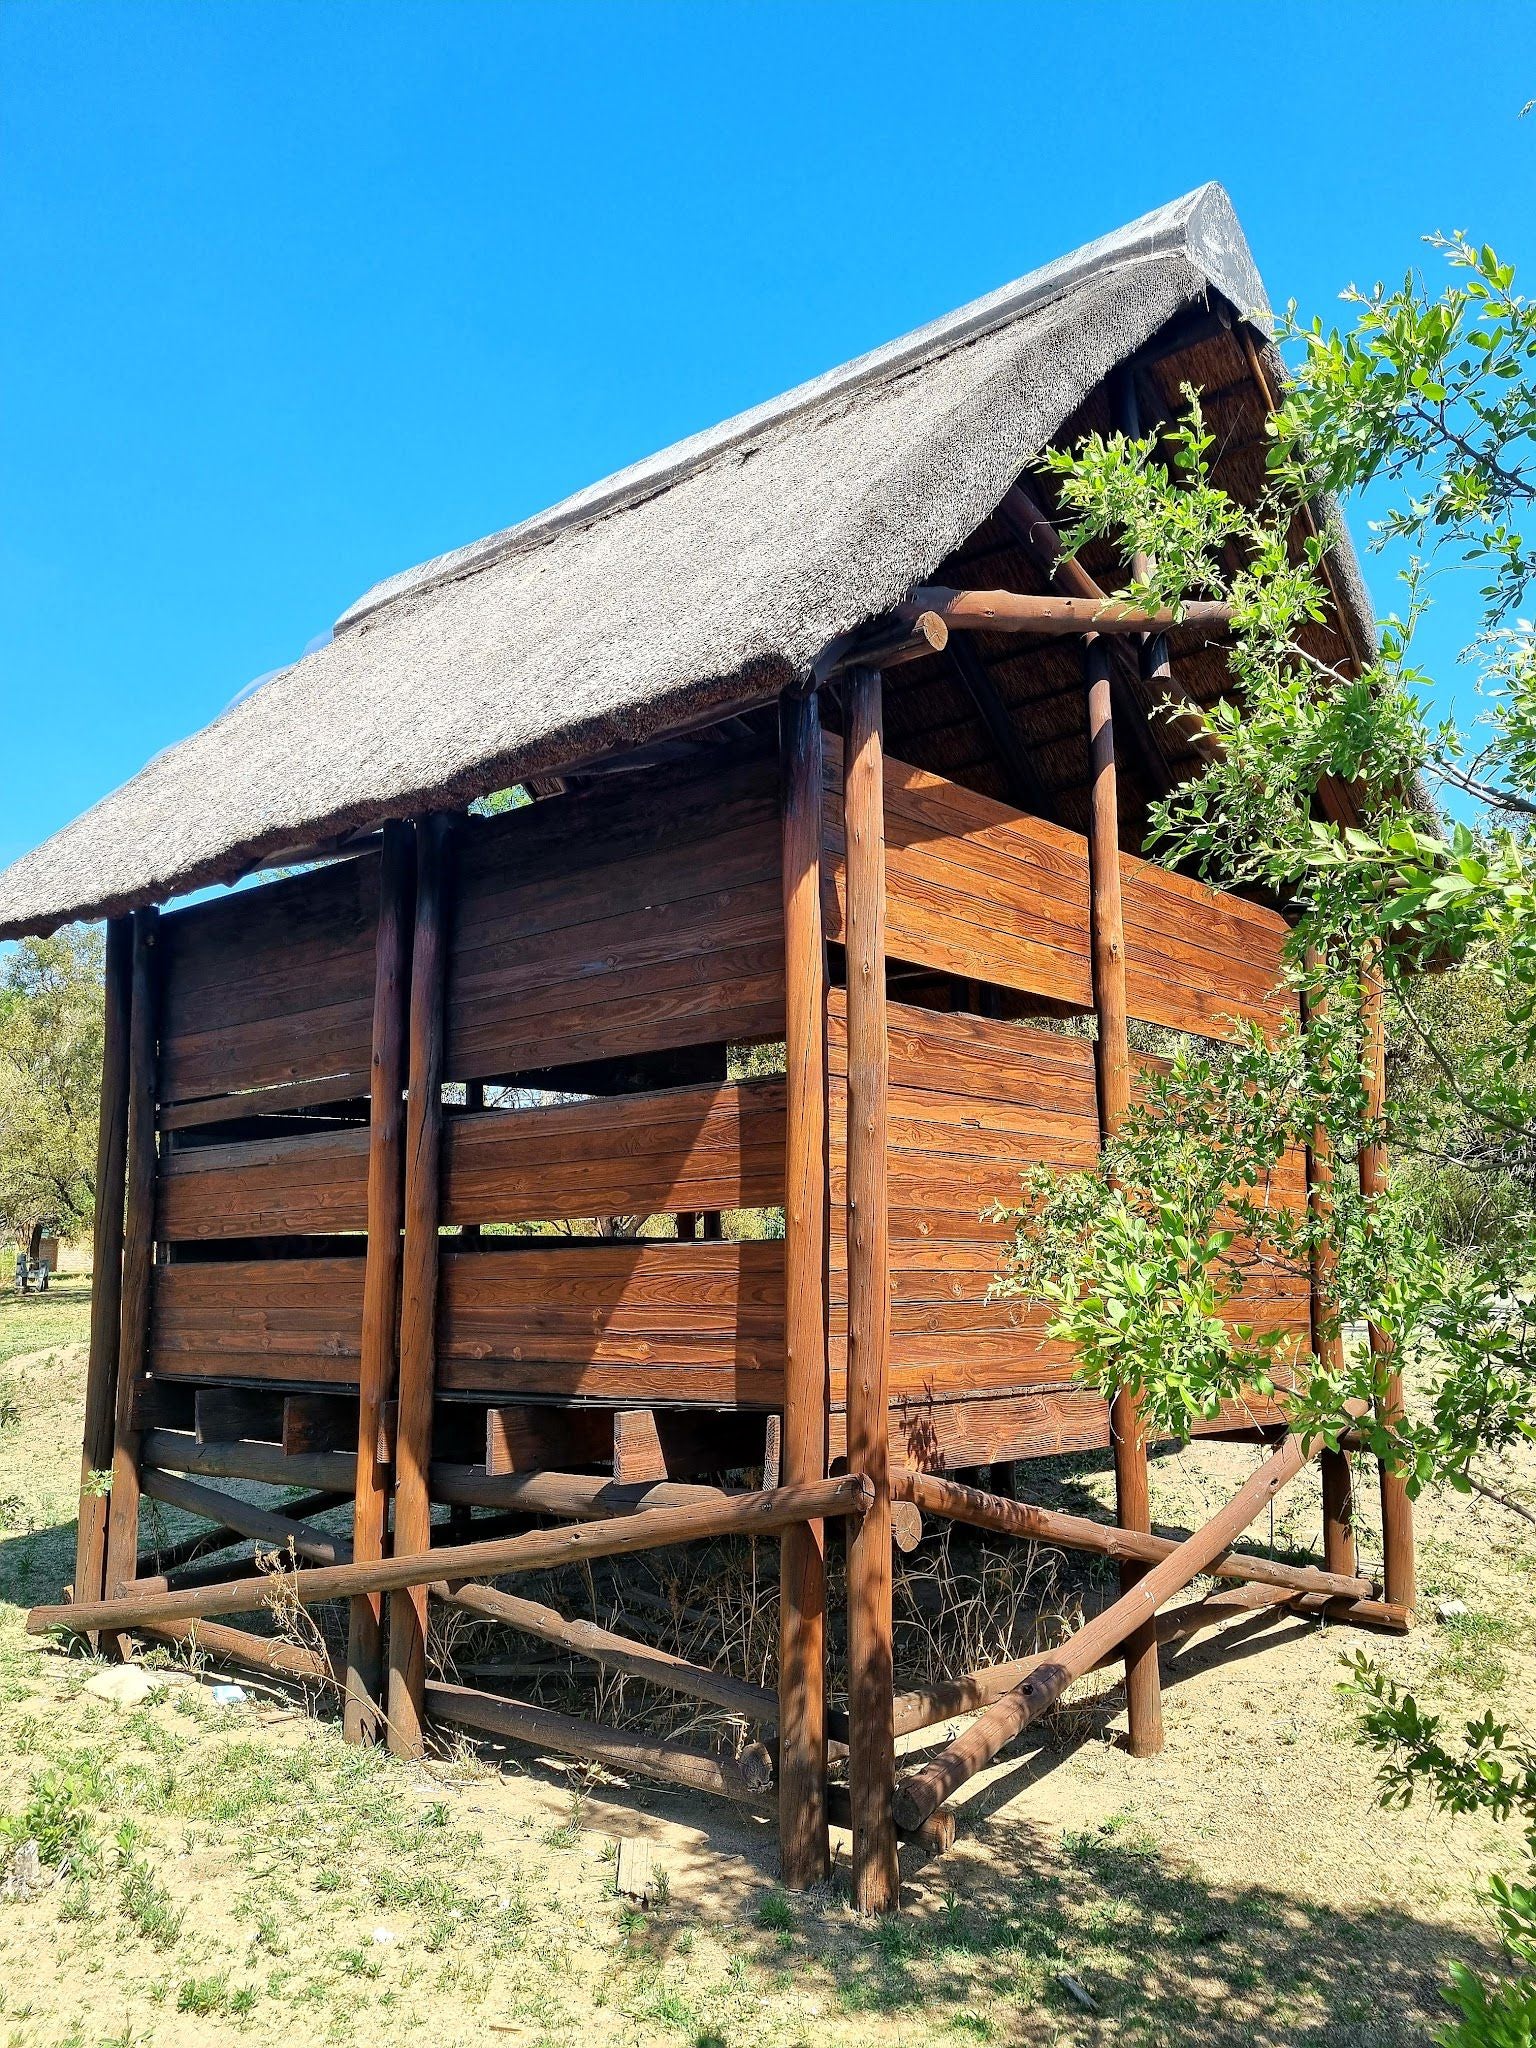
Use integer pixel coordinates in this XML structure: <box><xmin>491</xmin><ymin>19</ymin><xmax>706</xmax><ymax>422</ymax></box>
<box><xmin>448</xmin><ymin>750</ymin><xmax>784</xmax><ymax>1080</ymax></box>
<box><xmin>436</xmin><ymin>1243</ymin><xmax>785</xmax><ymax>1402</ymax></box>
<box><xmin>149</xmin><ymin>1257</ymin><xmax>365</xmax><ymax>1384</ymax></box>
<box><xmin>444</xmin><ymin>1079</ymin><xmax>784</xmax><ymax>1225</ymax></box>
<box><xmin>158</xmin><ymin>1126</ymin><xmax>370</xmax><ymax>1240</ymax></box>
<box><xmin>157</xmin><ymin>854</ymin><xmax>379</xmax><ymax>1103</ymax></box>
<box><xmin>823</xmin><ymin>738</ymin><xmax>1093</xmax><ymax>1006</ymax></box>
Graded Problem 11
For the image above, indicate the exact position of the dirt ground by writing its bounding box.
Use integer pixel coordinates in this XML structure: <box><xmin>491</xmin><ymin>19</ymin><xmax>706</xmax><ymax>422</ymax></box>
<box><xmin>1</xmin><ymin>1286</ymin><xmax>1531</xmax><ymax>2046</ymax></box>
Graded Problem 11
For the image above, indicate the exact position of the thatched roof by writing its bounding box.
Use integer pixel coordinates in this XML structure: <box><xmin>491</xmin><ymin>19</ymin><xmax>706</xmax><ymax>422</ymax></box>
<box><xmin>0</xmin><ymin>183</ymin><xmax>1374</xmax><ymax>939</ymax></box>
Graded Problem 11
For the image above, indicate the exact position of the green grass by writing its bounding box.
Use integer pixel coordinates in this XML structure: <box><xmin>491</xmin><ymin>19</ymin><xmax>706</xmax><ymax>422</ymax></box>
<box><xmin>0</xmin><ymin>1273</ymin><xmax>91</xmax><ymax>1369</ymax></box>
<box><xmin>1428</xmin><ymin>1607</ymin><xmax>1522</xmax><ymax>1693</ymax></box>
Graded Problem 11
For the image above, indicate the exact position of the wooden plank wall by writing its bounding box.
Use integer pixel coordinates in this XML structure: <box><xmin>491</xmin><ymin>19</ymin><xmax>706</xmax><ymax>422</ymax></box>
<box><xmin>821</xmin><ymin>733</ymin><xmax>1292</xmax><ymax>1041</ymax></box>
<box><xmin>142</xmin><ymin>736</ymin><xmax>1305</xmax><ymax>1449</ymax></box>
<box><xmin>447</xmin><ymin>749</ymin><xmax>785</xmax><ymax>1081</ymax></box>
<box><xmin>829</xmin><ymin>995</ymin><xmax>1093</xmax><ymax>1404</ymax></box>
<box><xmin>157</xmin><ymin>855</ymin><xmax>380</xmax><ymax>1106</ymax></box>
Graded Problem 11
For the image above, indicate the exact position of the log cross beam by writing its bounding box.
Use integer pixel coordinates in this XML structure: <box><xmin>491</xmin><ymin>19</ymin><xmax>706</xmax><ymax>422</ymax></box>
<box><xmin>31</xmin><ymin>1477</ymin><xmax>873</xmax><ymax>1638</ymax></box>
<box><xmin>999</xmin><ymin>480</ymin><xmax>1217</xmax><ymax>766</ymax></box>
<box><xmin>892</xmin><ymin>1412</ymin><xmax>1365</xmax><ymax>1831</ymax></box>
<box><xmin>821</xmin><ymin>588</ymin><xmax>1236</xmax><ymax>677</ymax></box>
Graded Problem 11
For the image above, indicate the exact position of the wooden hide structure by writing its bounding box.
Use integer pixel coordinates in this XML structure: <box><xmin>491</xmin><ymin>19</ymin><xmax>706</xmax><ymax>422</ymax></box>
<box><xmin>12</xmin><ymin>188</ymin><xmax>1416</xmax><ymax>1911</ymax></box>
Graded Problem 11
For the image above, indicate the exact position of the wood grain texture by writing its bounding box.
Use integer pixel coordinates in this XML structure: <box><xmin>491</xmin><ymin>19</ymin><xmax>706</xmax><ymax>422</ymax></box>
<box><xmin>75</xmin><ymin>916</ymin><xmax>133</xmax><ymax>1618</ymax></box>
<box><xmin>390</xmin><ymin>815</ymin><xmax>452</xmax><ymax>1757</ymax></box>
<box><xmin>1084</xmin><ymin>635</ymin><xmax>1164</xmax><ymax>1761</ymax></box>
<box><xmin>443</xmin><ymin>1080</ymin><xmax>784</xmax><ymax>1226</ymax></box>
<box><xmin>436</xmin><ymin>1242</ymin><xmax>785</xmax><ymax>1403</ymax></box>
<box><xmin>150</xmin><ymin>1259</ymin><xmax>367</xmax><ymax>1382</ymax></box>
<box><xmin>777</xmin><ymin>687</ymin><xmax>830</xmax><ymax>1889</ymax></box>
<box><xmin>841</xmin><ymin>669</ymin><xmax>899</xmax><ymax>1914</ymax></box>
<box><xmin>103</xmin><ymin>911</ymin><xmax>160</xmax><ymax>1636</ymax></box>
<box><xmin>158</xmin><ymin>1126</ymin><xmax>370</xmax><ymax>1240</ymax></box>
<box><xmin>157</xmin><ymin>853</ymin><xmax>380</xmax><ymax>1104</ymax></box>
<box><xmin>448</xmin><ymin>749</ymin><xmax>784</xmax><ymax>1081</ymax></box>
<box><xmin>346</xmin><ymin>821</ymin><xmax>412</xmax><ymax>1743</ymax></box>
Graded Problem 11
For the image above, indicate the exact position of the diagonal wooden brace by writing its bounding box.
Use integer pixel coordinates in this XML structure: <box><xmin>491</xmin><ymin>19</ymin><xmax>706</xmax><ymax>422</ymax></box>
<box><xmin>893</xmin><ymin>1416</ymin><xmax>1362</xmax><ymax>1831</ymax></box>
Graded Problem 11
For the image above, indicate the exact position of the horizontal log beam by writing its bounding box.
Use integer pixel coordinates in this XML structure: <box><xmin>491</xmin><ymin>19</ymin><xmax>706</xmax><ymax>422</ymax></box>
<box><xmin>823</xmin><ymin>587</ymin><xmax>1234</xmax><ymax>675</ymax></box>
<box><xmin>32</xmin><ymin>1477</ymin><xmax>872</xmax><ymax>1637</ymax></box>
<box><xmin>893</xmin><ymin>1418</ymin><xmax>1354</xmax><ymax>1829</ymax></box>
<box><xmin>438</xmin><ymin>1581</ymin><xmax>779</xmax><ymax>1725</ymax></box>
<box><xmin>143</xmin><ymin>1433</ymin><xmax>735</xmax><ymax>1521</ymax></box>
<box><xmin>141</xmin><ymin>1468</ymin><xmax>352</xmax><ymax>1567</ymax></box>
<box><xmin>426</xmin><ymin>1681</ymin><xmax>771</xmax><ymax>1809</ymax></box>
<box><xmin>897</xmin><ymin>1470</ymin><xmax>1372</xmax><ymax>1603</ymax></box>
<box><xmin>914</xmin><ymin>587</ymin><xmax>1233</xmax><ymax>636</ymax></box>
<box><xmin>430</xmin><ymin>1464</ymin><xmax>734</xmax><ymax>1517</ymax></box>
<box><xmin>144</xmin><ymin>1430</ymin><xmax>356</xmax><ymax>1494</ymax></box>
<box><xmin>138</xmin><ymin>1616</ymin><xmax>344</xmax><ymax>1685</ymax></box>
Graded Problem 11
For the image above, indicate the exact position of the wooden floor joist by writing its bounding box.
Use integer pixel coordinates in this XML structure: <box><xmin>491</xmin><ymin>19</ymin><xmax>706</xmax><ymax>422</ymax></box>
<box><xmin>140</xmin><ymin>1433</ymin><xmax>733</xmax><ymax>1518</ymax></box>
<box><xmin>32</xmin><ymin>1476</ymin><xmax>872</xmax><ymax>1638</ymax></box>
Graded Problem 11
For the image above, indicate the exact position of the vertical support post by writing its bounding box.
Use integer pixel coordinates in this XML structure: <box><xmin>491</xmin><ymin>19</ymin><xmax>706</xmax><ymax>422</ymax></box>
<box><xmin>1301</xmin><ymin>963</ymin><xmax>1355</xmax><ymax>1578</ymax></box>
<box><xmin>103</xmin><ymin>909</ymin><xmax>159</xmax><ymax>1638</ymax></box>
<box><xmin>1360</xmin><ymin>953</ymin><xmax>1415</xmax><ymax>1611</ymax></box>
<box><xmin>74</xmin><ymin>917</ymin><xmax>134</xmax><ymax>1618</ymax></box>
<box><xmin>346</xmin><ymin>823</ymin><xmax>413</xmax><ymax>1744</ymax></box>
<box><xmin>388</xmin><ymin>813</ymin><xmax>453</xmax><ymax>1756</ymax></box>
<box><xmin>842</xmin><ymin>666</ymin><xmax>899</xmax><ymax>1913</ymax></box>
<box><xmin>1083</xmin><ymin>638</ymin><xmax>1165</xmax><ymax>1759</ymax></box>
<box><xmin>461</xmin><ymin>1079</ymin><xmax>483</xmax><ymax>1245</ymax></box>
<box><xmin>778</xmin><ymin>685</ymin><xmax>831</xmax><ymax>1890</ymax></box>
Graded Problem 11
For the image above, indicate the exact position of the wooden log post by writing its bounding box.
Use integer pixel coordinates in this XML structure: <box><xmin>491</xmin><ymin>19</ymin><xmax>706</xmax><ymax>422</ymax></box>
<box><xmin>74</xmin><ymin>916</ymin><xmax>133</xmax><ymax>1618</ymax></box>
<box><xmin>1302</xmin><ymin>961</ymin><xmax>1356</xmax><ymax>1579</ymax></box>
<box><xmin>1361</xmin><ymin>954</ymin><xmax>1416</xmax><ymax>1611</ymax></box>
<box><xmin>101</xmin><ymin>910</ymin><xmax>160</xmax><ymax>1648</ymax></box>
<box><xmin>1083</xmin><ymin>637</ymin><xmax>1165</xmax><ymax>1759</ymax></box>
<box><xmin>777</xmin><ymin>685</ymin><xmax>831</xmax><ymax>1889</ymax></box>
<box><xmin>389</xmin><ymin>813</ymin><xmax>454</xmax><ymax>1757</ymax></box>
<box><xmin>842</xmin><ymin>665</ymin><xmax>900</xmax><ymax>1913</ymax></box>
<box><xmin>346</xmin><ymin>821</ymin><xmax>413</xmax><ymax>1743</ymax></box>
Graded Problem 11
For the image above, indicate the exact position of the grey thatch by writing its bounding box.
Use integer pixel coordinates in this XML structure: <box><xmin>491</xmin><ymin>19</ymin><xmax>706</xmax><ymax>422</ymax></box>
<box><xmin>0</xmin><ymin>183</ymin><xmax>1374</xmax><ymax>939</ymax></box>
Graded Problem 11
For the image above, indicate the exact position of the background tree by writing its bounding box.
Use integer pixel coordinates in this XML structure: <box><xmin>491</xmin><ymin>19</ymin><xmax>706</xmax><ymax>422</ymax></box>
<box><xmin>0</xmin><ymin>928</ymin><xmax>105</xmax><ymax>1255</ymax></box>
<box><xmin>994</xmin><ymin>235</ymin><xmax>1536</xmax><ymax>2044</ymax></box>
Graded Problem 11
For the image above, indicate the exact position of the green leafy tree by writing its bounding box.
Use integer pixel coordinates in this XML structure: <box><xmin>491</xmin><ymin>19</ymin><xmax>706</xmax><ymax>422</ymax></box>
<box><xmin>0</xmin><ymin>928</ymin><xmax>105</xmax><ymax>1252</ymax></box>
<box><xmin>992</xmin><ymin>234</ymin><xmax>1536</xmax><ymax>2041</ymax></box>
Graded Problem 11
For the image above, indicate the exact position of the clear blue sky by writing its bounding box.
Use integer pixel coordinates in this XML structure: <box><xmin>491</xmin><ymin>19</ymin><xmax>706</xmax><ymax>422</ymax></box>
<box><xmin>2</xmin><ymin>0</ymin><xmax>1533</xmax><ymax>872</ymax></box>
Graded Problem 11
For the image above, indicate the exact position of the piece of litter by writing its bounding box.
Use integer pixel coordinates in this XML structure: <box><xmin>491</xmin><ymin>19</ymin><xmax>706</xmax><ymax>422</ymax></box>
<box><xmin>84</xmin><ymin>1665</ymin><xmax>166</xmax><ymax>1707</ymax></box>
<box><xmin>615</xmin><ymin>1836</ymin><xmax>656</xmax><ymax>1905</ymax></box>
<box><xmin>1057</xmin><ymin>1972</ymin><xmax>1099</xmax><ymax>2013</ymax></box>
<box><xmin>1435</xmin><ymin>1598</ymin><xmax>1469</xmax><ymax>1623</ymax></box>
<box><xmin>0</xmin><ymin>1840</ymin><xmax>46</xmax><ymax>1902</ymax></box>
<box><xmin>371</xmin><ymin>1926</ymin><xmax>398</xmax><ymax>1945</ymax></box>
<box><xmin>209</xmin><ymin>1683</ymin><xmax>248</xmax><ymax>1706</ymax></box>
